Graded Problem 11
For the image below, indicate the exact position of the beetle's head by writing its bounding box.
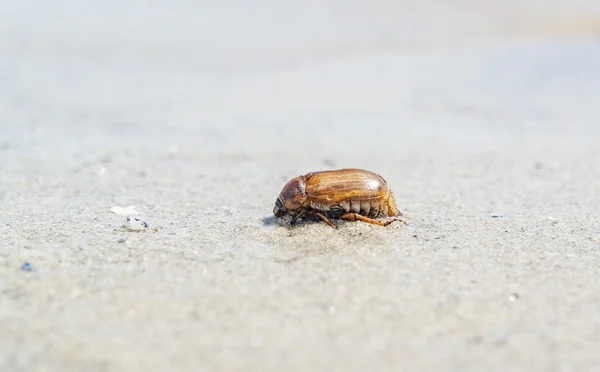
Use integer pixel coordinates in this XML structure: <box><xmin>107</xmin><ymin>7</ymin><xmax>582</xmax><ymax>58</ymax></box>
<box><xmin>273</xmin><ymin>176</ymin><xmax>307</xmax><ymax>217</ymax></box>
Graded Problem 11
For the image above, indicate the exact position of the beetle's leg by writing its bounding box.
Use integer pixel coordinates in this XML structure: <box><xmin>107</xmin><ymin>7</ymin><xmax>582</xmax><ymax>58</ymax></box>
<box><xmin>290</xmin><ymin>210</ymin><xmax>306</xmax><ymax>225</ymax></box>
<box><xmin>341</xmin><ymin>213</ymin><xmax>385</xmax><ymax>226</ymax></box>
<box><xmin>341</xmin><ymin>213</ymin><xmax>406</xmax><ymax>227</ymax></box>
<box><xmin>312</xmin><ymin>212</ymin><xmax>337</xmax><ymax>229</ymax></box>
<box><xmin>385</xmin><ymin>217</ymin><xmax>407</xmax><ymax>226</ymax></box>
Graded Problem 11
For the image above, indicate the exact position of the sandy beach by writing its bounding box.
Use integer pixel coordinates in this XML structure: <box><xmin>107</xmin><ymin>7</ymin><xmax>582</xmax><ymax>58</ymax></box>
<box><xmin>1</xmin><ymin>1</ymin><xmax>600</xmax><ymax>371</ymax></box>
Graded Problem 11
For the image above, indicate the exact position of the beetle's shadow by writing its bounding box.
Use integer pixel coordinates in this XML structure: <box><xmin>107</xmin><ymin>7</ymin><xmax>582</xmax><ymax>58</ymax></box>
<box><xmin>262</xmin><ymin>214</ymin><xmax>327</xmax><ymax>228</ymax></box>
<box><xmin>263</xmin><ymin>215</ymin><xmax>293</xmax><ymax>227</ymax></box>
<box><xmin>262</xmin><ymin>215</ymin><xmax>278</xmax><ymax>226</ymax></box>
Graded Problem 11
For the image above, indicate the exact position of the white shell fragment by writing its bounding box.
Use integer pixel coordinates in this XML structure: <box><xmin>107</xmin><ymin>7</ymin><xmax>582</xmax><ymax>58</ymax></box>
<box><xmin>126</xmin><ymin>216</ymin><xmax>149</xmax><ymax>231</ymax></box>
<box><xmin>110</xmin><ymin>205</ymin><xmax>139</xmax><ymax>216</ymax></box>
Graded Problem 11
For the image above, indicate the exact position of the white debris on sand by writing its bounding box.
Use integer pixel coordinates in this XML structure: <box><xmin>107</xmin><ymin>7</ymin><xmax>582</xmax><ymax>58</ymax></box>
<box><xmin>110</xmin><ymin>205</ymin><xmax>139</xmax><ymax>216</ymax></box>
<box><xmin>125</xmin><ymin>216</ymin><xmax>149</xmax><ymax>231</ymax></box>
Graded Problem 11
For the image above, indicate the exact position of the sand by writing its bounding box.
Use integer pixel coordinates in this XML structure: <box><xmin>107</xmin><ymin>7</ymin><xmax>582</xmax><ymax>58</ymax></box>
<box><xmin>1</xmin><ymin>1</ymin><xmax>600</xmax><ymax>371</ymax></box>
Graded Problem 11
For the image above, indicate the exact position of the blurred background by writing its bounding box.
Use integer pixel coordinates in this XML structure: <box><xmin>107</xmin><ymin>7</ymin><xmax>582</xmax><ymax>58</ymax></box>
<box><xmin>1</xmin><ymin>0</ymin><xmax>599</xmax><ymax>139</ymax></box>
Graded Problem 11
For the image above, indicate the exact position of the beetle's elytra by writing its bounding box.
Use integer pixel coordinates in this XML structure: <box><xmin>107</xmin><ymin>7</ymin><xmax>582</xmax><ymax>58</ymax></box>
<box><xmin>273</xmin><ymin>168</ymin><xmax>406</xmax><ymax>229</ymax></box>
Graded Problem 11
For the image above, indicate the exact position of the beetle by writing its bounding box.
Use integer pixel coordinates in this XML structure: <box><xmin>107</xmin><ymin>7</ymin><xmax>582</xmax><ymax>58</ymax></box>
<box><xmin>273</xmin><ymin>168</ymin><xmax>406</xmax><ymax>229</ymax></box>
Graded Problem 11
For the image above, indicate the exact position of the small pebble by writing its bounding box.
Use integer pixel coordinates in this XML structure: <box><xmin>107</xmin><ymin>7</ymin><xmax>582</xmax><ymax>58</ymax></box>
<box><xmin>21</xmin><ymin>262</ymin><xmax>33</xmax><ymax>271</ymax></box>
<box><xmin>117</xmin><ymin>238</ymin><xmax>126</xmax><ymax>243</ymax></box>
<box><xmin>491</xmin><ymin>214</ymin><xmax>503</xmax><ymax>218</ymax></box>
<box><xmin>126</xmin><ymin>216</ymin><xmax>149</xmax><ymax>231</ymax></box>
<box><xmin>508</xmin><ymin>293</ymin><xmax>519</xmax><ymax>302</ymax></box>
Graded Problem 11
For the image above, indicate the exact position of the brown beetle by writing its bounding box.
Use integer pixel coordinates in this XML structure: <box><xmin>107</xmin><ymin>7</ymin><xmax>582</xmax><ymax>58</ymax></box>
<box><xmin>273</xmin><ymin>168</ymin><xmax>406</xmax><ymax>229</ymax></box>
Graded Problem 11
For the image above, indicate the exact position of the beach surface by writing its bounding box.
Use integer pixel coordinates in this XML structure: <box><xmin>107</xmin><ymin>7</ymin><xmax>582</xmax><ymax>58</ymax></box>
<box><xmin>1</xmin><ymin>1</ymin><xmax>600</xmax><ymax>371</ymax></box>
